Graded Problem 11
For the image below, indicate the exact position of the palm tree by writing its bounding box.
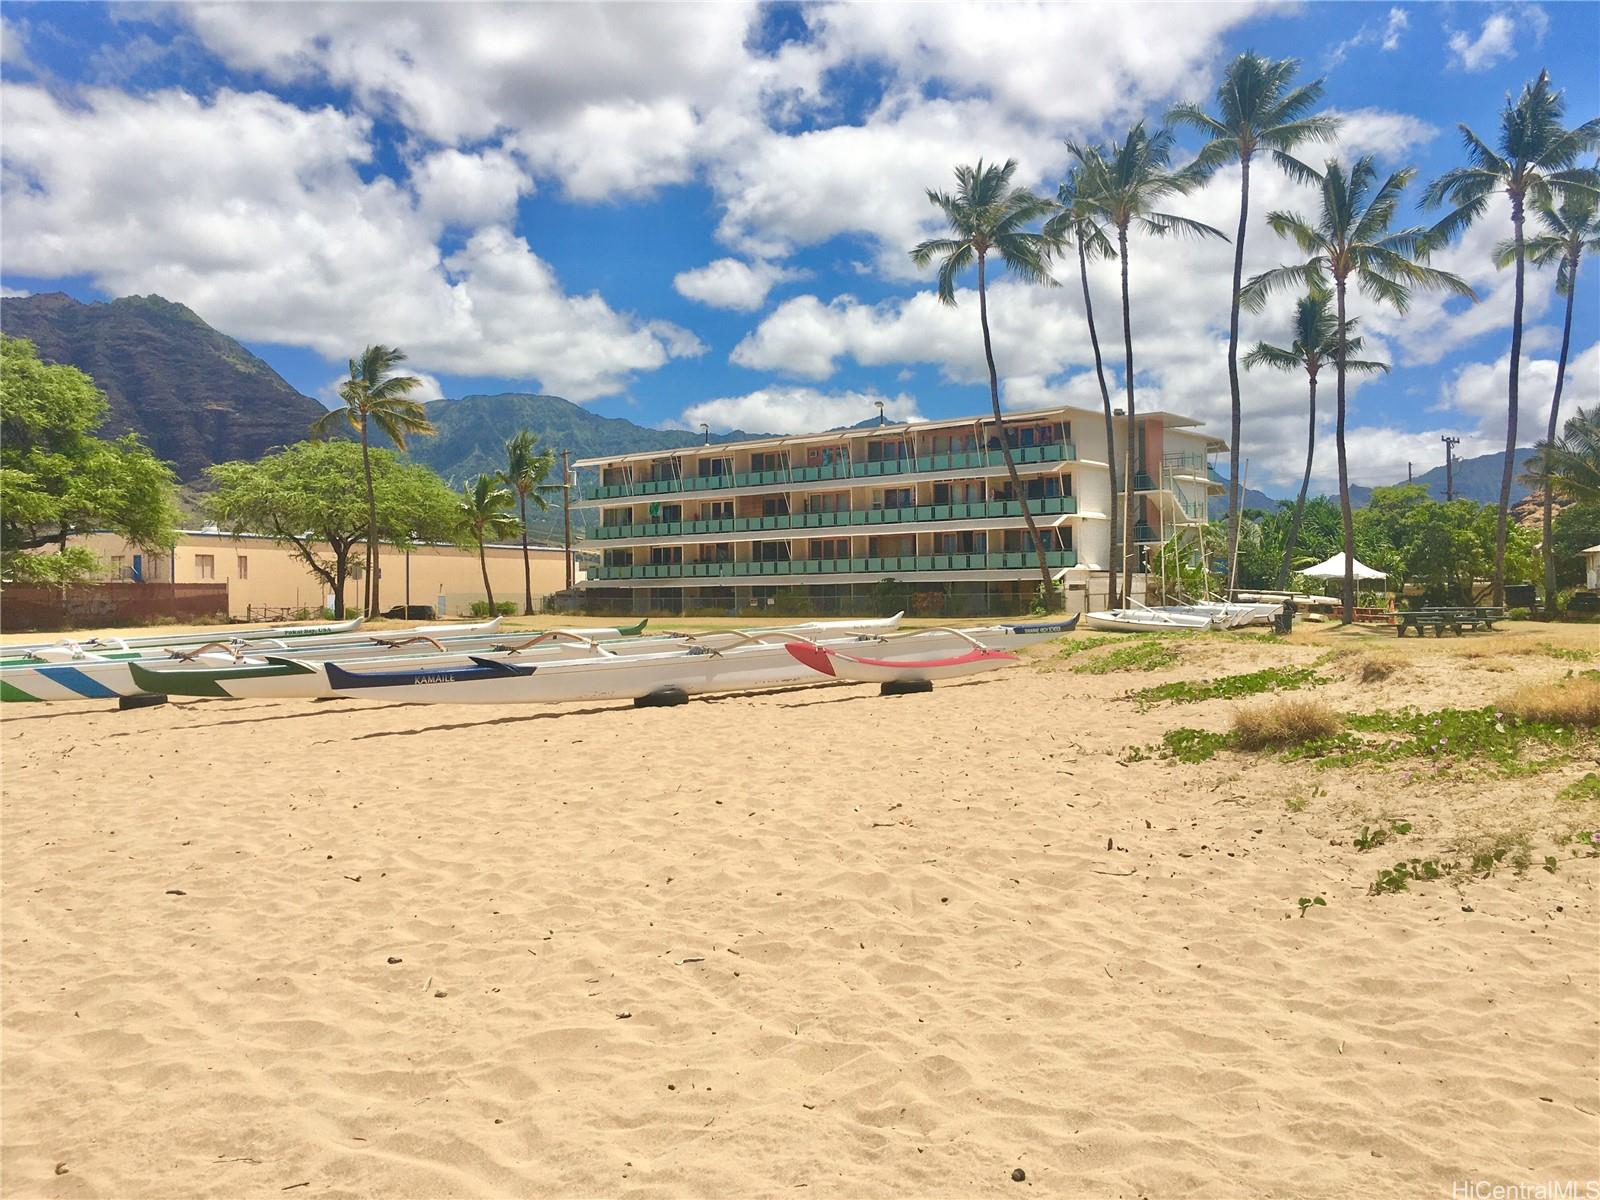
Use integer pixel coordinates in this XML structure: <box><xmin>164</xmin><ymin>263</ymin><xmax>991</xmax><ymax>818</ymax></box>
<box><xmin>1502</xmin><ymin>192</ymin><xmax>1600</xmax><ymax>605</ymax></box>
<box><xmin>1243</xmin><ymin>289</ymin><xmax>1387</xmax><ymax>589</ymax></box>
<box><xmin>1524</xmin><ymin>405</ymin><xmax>1600</xmax><ymax>506</ymax></box>
<box><xmin>457</xmin><ymin>473</ymin><xmax>519</xmax><ymax>613</ymax></box>
<box><xmin>500</xmin><ymin>429</ymin><xmax>559</xmax><ymax>615</ymax></box>
<box><xmin>1043</xmin><ymin>167</ymin><xmax>1122</xmax><ymax>607</ymax></box>
<box><xmin>1066</xmin><ymin>124</ymin><xmax>1226</xmax><ymax>603</ymax></box>
<box><xmin>310</xmin><ymin>345</ymin><xmax>434</xmax><ymax>617</ymax></box>
<box><xmin>1169</xmin><ymin>51</ymin><xmax>1340</xmax><ymax>594</ymax></box>
<box><xmin>910</xmin><ymin>160</ymin><xmax>1059</xmax><ymax>604</ymax></box>
<box><xmin>1241</xmin><ymin>157</ymin><xmax>1475</xmax><ymax>622</ymax></box>
<box><xmin>1422</xmin><ymin>71</ymin><xmax>1600</xmax><ymax>606</ymax></box>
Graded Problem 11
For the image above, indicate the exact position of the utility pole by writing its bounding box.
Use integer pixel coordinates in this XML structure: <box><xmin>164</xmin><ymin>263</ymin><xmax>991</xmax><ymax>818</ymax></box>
<box><xmin>1407</xmin><ymin>461</ymin><xmax>1413</xmax><ymax>483</ymax></box>
<box><xmin>1442</xmin><ymin>436</ymin><xmax>1460</xmax><ymax>502</ymax></box>
<box><xmin>561</xmin><ymin>449</ymin><xmax>574</xmax><ymax>591</ymax></box>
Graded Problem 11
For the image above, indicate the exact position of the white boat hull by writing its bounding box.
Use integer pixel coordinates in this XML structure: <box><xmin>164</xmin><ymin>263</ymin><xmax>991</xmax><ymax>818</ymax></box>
<box><xmin>1084</xmin><ymin>609</ymin><xmax>1214</xmax><ymax>633</ymax></box>
<box><xmin>315</xmin><ymin>622</ymin><xmax>1069</xmax><ymax>705</ymax></box>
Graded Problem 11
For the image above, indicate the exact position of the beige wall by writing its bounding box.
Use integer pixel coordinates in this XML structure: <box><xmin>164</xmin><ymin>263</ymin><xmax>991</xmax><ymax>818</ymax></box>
<box><xmin>74</xmin><ymin>531</ymin><xmax>577</xmax><ymax>617</ymax></box>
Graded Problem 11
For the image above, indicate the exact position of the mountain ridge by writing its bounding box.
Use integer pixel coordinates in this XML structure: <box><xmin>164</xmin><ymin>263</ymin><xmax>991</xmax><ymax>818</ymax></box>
<box><xmin>0</xmin><ymin>291</ymin><xmax>328</xmax><ymax>480</ymax></box>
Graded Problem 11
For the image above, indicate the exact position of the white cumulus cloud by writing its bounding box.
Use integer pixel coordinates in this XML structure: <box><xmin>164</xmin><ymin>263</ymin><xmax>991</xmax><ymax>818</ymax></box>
<box><xmin>673</xmin><ymin>258</ymin><xmax>802</xmax><ymax>313</ymax></box>
<box><xmin>682</xmin><ymin>387</ymin><xmax>921</xmax><ymax>435</ymax></box>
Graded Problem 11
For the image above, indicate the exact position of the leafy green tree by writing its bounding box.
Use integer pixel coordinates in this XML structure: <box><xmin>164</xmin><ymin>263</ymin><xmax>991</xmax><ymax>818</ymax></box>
<box><xmin>910</xmin><ymin>159</ymin><xmax>1059</xmax><ymax>601</ymax></box>
<box><xmin>0</xmin><ymin>335</ymin><xmax>179</xmax><ymax>583</ymax></box>
<box><xmin>1242</xmin><ymin>157</ymin><xmax>1474</xmax><ymax>622</ymax></box>
<box><xmin>1504</xmin><ymin>194</ymin><xmax>1600</xmax><ymax>602</ymax></box>
<box><xmin>310</xmin><ymin>345</ymin><xmax>435</xmax><ymax>617</ymax></box>
<box><xmin>205</xmin><ymin>440</ymin><xmax>458</xmax><ymax>618</ymax></box>
<box><xmin>1550</xmin><ymin>500</ymin><xmax>1600</xmax><ymax>590</ymax></box>
<box><xmin>1043</xmin><ymin>167</ymin><xmax>1122</xmax><ymax>605</ymax></box>
<box><xmin>1067</xmin><ymin>124</ymin><xmax>1225</xmax><ymax>602</ymax></box>
<box><xmin>500</xmin><ymin>430</ymin><xmax>559</xmax><ymax>615</ymax></box>
<box><xmin>457</xmin><ymin>473</ymin><xmax>519</xmax><ymax>612</ymax></box>
<box><xmin>1243</xmin><ymin>289</ymin><xmax>1386</xmax><ymax>587</ymax></box>
<box><xmin>1423</xmin><ymin>70</ymin><xmax>1600</xmax><ymax>605</ymax></box>
<box><xmin>1169</xmin><ymin>51</ymin><xmax>1340</xmax><ymax>591</ymax></box>
<box><xmin>1353</xmin><ymin>485</ymin><xmax>1537</xmax><ymax>604</ymax></box>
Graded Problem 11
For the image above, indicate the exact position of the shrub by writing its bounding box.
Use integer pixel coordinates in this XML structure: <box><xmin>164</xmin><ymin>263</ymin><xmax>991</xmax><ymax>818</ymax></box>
<box><xmin>1501</xmin><ymin>677</ymin><xmax>1600</xmax><ymax>728</ymax></box>
<box><xmin>1233</xmin><ymin>698</ymin><xmax>1342</xmax><ymax>750</ymax></box>
<box><xmin>468</xmin><ymin>600</ymin><xmax>517</xmax><ymax>617</ymax></box>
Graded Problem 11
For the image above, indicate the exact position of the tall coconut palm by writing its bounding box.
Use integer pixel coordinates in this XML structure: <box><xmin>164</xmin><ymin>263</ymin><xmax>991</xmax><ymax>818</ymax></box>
<box><xmin>1067</xmin><ymin>124</ymin><xmax>1226</xmax><ymax>603</ymax></box>
<box><xmin>1241</xmin><ymin>157</ymin><xmax>1475</xmax><ymax>622</ymax></box>
<box><xmin>1169</xmin><ymin>51</ymin><xmax>1341</xmax><ymax>594</ymax></box>
<box><xmin>310</xmin><ymin>345</ymin><xmax>434</xmax><ymax>617</ymax></box>
<box><xmin>1242</xmin><ymin>289</ymin><xmax>1387</xmax><ymax>588</ymax></box>
<box><xmin>457</xmin><ymin>473</ymin><xmax>519</xmax><ymax>614</ymax></box>
<box><xmin>1043</xmin><ymin>167</ymin><xmax>1122</xmax><ymax>607</ymax></box>
<box><xmin>1501</xmin><ymin>192</ymin><xmax>1600</xmax><ymax>605</ymax></box>
<box><xmin>910</xmin><ymin>159</ymin><xmax>1059</xmax><ymax>603</ymax></box>
<box><xmin>500</xmin><ymin>429</ymin><xmax>559</xmax><ymax>615</ymax></box>
<box><xmin>1422</xmin><ymin>71</ymin><xmax>1600</xmax><ymax>606</ymax></box>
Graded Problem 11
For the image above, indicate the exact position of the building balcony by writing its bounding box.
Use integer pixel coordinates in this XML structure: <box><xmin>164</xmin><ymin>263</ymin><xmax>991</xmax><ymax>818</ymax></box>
<box><xmin>586</xmin><ymin>442</ymin><xmax>1075</xmax><ymax>501</ymax></box>
<box><xmin>588</xmin><ymin>549</ymin><xmax>1078</xmax><ymax>582</ymax></box>
<box><xmin>593</xmin><ymin>496</ymin><xmax>1077</xmax><ymax>540</ymax></box>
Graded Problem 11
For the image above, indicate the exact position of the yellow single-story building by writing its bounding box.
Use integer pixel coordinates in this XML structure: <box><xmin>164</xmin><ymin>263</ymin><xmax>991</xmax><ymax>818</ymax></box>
<box><xmin>72</xmin><ymin>528</ymin><xmax>582</xmax><ymax>618</ymax></box>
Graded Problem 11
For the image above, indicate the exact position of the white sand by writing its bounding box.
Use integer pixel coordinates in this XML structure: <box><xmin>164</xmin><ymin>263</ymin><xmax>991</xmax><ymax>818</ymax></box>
<box><xmin>3</xmin><ymin>624</ymin><xmax>1597</xmax><ymax>1197</ymax></box>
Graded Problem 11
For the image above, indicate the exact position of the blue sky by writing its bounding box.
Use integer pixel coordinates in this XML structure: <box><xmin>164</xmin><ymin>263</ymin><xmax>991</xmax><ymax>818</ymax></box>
<box><xmin>2</xmin><ymin>1</ymin><xmax>1596</xmax><ymax>496</ymax></box>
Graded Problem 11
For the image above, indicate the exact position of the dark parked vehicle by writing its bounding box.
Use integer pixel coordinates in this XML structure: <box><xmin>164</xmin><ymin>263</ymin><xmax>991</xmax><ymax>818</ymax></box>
<box><xmin>382</xmin><ymin>605</ymin><xmax>436</xmax><ymax>620</ymax></box>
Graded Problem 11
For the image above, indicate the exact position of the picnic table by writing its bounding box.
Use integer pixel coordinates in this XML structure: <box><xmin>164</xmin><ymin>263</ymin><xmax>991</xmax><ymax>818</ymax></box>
<box><xmin>1396</xmin><ymin>607</ymin><xmax>1505</xmax><ymax>637</ymax></box>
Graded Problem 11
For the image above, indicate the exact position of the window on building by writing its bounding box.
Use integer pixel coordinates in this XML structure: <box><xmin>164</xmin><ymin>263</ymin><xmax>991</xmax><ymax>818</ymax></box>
<box><xmin>237</xmin><ymin>555</ymin><xmax>248</xmax><ymax>579</ymax></box>
<box><xmin>649</xmin><ymin>546</ymin><xmax>683</xmax><ymax>566</ymax></box>
<box><xmin>760</xmin><ymin>497</ymin><xmax>789</xmax><ymax>517</ymax></box>
<box><xmin>878</xmin><ymin>488</ymin><xmax>913</xmax><ymax>510</ymax></box>
<box><xmin>936</xmin><ymin>531</ymin><xmax>986</xmax><ymax>555</ymax></box>
<box><xmin>752</xmin><ymin>540</ymin><xmax>790</xmax><ymax>562</ymax></box>
<box><xmin>750</xmin><ymin>451</ymin><xmax>782</xmax><ymax>473</ymax></box>
<box><xmin>704</xmin><ymin>501</ymin><xmax>733</xmax><ymax>520</ymax></box>
<box><xmin>195</xmin><ymin>554</ymin><xmax>215</xmax><ymax>580</ymax></box>
<box><xmin>808</xmin><ymin>538</ymin><xmax>850</xmax><ymax>560</ymax></box>
<box><xmin>805</xmin><ymin>492</ymin><xmax>849</xmax><ymax>514</ymax></box>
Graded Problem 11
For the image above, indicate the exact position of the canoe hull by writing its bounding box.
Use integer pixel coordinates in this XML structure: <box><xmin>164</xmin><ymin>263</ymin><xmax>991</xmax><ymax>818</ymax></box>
<box><xmin>313</xmin><ymin>623</ymin><xmax>1061</xmax><ymax>705</ymax></box>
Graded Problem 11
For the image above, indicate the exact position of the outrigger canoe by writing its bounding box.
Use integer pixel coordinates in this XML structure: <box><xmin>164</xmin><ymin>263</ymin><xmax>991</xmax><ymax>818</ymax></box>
<box><xmin>0</xmin><ymin>616</ymin><xmax>365</xmax><ymax>667</ymax></box>
<box><xmin>127</xmin><ymin>615</ymin><xmax>910</xmax><ymax>701</ymax></box>
<box><xmin>785</xmin><ymin>642</ymin><xmax>1019</xmax><ymax>683</ymax></box>
<box><xmin>0</xmin><ymin>615</ymin><xmax>535</xmax><ymax>702</ymax></box>
<box><xmin>309</xmin><ymin>620</ymin><xmax>1073</xmax><ymax>705</ymax></box>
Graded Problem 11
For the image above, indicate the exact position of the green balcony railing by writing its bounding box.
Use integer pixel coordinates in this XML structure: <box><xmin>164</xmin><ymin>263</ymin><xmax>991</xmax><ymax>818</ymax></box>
<box><xmin>588</xmin><ymin>442</ymin><xmax>1075</xmax><ymax>500</ymax></box>
<box><xmin>594</xmin><ymin>495</ymin><xmax>1077</xmax><ymax>539</ymax></box>
<box><xmin>589</xmin><ymin>549</ymin><xmax>1077</xmax><ymax>581</ymax></box>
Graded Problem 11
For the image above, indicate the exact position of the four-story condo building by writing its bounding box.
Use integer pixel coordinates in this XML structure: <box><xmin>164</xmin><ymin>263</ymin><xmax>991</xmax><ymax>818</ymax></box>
<box><xmin>575</xmin><ymin>404</ymin><xmax>1224</xmax><ymax>615</ymax></box>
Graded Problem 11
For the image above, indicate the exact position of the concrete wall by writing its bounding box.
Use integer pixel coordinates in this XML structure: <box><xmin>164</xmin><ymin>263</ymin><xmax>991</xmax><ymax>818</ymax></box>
<box><xmin>74</xmin><ymin>531</ymin><xmax>575</xmax><ymax>617</ymax></box>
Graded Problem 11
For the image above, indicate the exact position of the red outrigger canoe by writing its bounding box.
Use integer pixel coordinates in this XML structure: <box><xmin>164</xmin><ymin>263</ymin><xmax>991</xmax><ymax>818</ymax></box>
<box><xmin>784</xmin><ymin>642</ymin><xmax>1018</xmax><ymax>684</ymax></box>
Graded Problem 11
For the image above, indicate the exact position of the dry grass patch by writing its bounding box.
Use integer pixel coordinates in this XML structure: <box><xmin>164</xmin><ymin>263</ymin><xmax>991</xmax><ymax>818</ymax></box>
<box><xmin>1232</xmin><ymin>697</ymin><xmax>1343</xmax><ymax>750</ymax></box>
<box><xmin>1501</xmin><ymin>677</ymin><xmax>1600</xmax><ymax>728</ymax></box>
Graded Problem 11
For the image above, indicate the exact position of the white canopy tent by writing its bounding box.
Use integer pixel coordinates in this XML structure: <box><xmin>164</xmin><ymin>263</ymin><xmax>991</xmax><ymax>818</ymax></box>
<box><xmin>1300</xmin><ymin>553</ymin><xmax>1387</xmax><ymax>581</ymax></box>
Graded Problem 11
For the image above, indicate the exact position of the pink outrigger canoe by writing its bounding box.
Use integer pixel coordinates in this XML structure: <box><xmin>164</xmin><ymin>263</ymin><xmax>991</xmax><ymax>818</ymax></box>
<box><xmin>784</xmin><ymin>642</ymin><xmax>1018</xmax><ymax>684</ymax></box>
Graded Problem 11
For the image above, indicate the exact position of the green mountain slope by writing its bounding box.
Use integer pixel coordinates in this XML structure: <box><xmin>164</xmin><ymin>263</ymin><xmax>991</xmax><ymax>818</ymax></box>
<box><xmin>0</xmin><ymin>292</ymin><xmax>328</xmax><ymax>480</ymax></box>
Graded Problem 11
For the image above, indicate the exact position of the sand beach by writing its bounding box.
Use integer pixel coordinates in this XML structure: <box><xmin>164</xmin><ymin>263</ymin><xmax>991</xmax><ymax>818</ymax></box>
<box><xmin>2</xmin><ymin>619</ymin><xmax>1597</xmax><ymax>1198</ymax></box>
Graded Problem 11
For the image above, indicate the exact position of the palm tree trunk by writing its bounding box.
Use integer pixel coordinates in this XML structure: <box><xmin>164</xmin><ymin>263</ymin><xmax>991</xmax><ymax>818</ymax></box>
<box><xmin>1335</xmin><ymin>279</ymin><xmax>1355</xmax><ymax>624</ymax></box>
<box><xmin>1277</xmin><ymin>368</ymin><xmax>1317</xmax><ymax>590</ymax></box>
<box><xmin>519</xmin><ymin>490</ymin><xmax>534</xmax><ymax>615</ymax></box>
<box><xmin>1494</xmin><ymin>193</ymin><xmax>1526</xmax><ymax>608</ymax></box>
<box><xmin>1542</xmin><ymin>250</ymin><xmax>1578</xmax><ymax>611</ymax></box>
<box><xmin>1078</xmin><ymin>236</ymin><xmax>1120</xmax><ymax>608</ymax></box>
<box><xmin>478</xmin><ymin>538</ymin><xmax>495</xmax><ymax>612</ymax></box>
<box><xmin>977</xmin><ymin>251</ymin><xmax>1054</xmax><ymax>606</ymax></box>
<box><xmin>1223</xmin><ymin>152</ymin><xmax>1251</xmax><ymax>597</ymax></box>
<box><xmin>1116</xmin><ymin>225</ymin><xmax>1138</xmax><ymax>606</ymax></box>
<box><xmin>360</xmin><ymin>418</ymin><xmax>377</xmax><ymax>619</ymax></box>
